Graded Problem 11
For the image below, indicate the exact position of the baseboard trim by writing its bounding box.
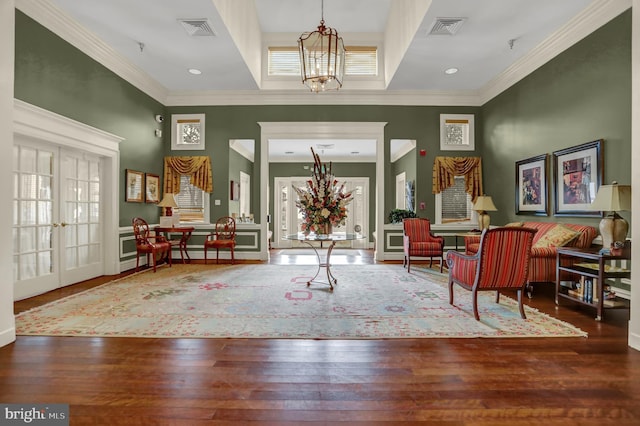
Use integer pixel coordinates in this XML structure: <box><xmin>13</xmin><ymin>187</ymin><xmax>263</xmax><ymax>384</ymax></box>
<box><xmin>628</xmin><ymin>327</ymin><xmax>640</xmax><ymax>352</ymax></box>
<box><xmin>0</xmin><ymin>326</ymin><xmax>16</xmax><ymax>348</ymax></box>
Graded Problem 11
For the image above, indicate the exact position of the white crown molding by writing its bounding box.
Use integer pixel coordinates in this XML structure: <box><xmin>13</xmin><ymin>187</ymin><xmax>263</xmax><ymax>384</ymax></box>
<box><xmin>229</xmin><ymin>140</ymin><xmax>254</xmax><ymax>162</ymax></box>
<box><xmin>390</xmin><ymin>140</ymin><xmax>416</xmax><ymax>163</ymax></box>
<box><xmin>480</xmin><ymin>0</ymin><xmax>632</xmax><ymax>105</ymax></box>
<box><xmin>165</xmin><ymin>89</ymin><xmax>482</xmax><ymax>106</ymax></box>
<box><xmin>13</xmin><ymin>98</ymin><xmax>123</xmax><ymax>155</ymax></box>
<box><xmin>16</xmin><ymin>0</ymin><xmax>169</xmax><ymax>104</ymax></box>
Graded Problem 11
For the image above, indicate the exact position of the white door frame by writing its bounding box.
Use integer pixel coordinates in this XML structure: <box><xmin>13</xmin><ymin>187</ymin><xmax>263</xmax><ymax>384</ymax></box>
<box><xmin>259</xmin><ymin>122</ymin><xmax>386</xmax><ymax>261</ymax></box>
<box><xmin>13</xmin><ymin>100</ymin><xmax>122</xmax><ymax>279</ymax></box>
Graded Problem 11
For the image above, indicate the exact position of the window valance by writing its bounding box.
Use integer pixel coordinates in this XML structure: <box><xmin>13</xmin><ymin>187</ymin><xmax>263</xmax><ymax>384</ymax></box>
<box><xmin>432</xmin><ymin>156</ymin><xmax>483</xmax><ymax>202</ymax></box>
<box><xmin>163</xmin><ymin>156</ymin><xmax>213</xmax><ymax>194</ymax></box>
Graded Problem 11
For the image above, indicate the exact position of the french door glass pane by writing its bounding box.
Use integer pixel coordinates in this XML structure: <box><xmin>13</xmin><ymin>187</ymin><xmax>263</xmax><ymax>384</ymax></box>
<box><xmin>66</xmin><ymin>247</ymin><xmax>76</xmax><ymax>269</ymax></box>
<box><xmin>20</xmin><ymin>253</ymin><xmax>36</xmax><ymax>280</ymax></box>
<box><xmin>20</xmin><ymin>228</ymin><xmax>36</xmax><ymax>252</ymax></box>
<box><xmin>37</xmin><ymin>151</ymin><xmax>52</xmax><ymax>174</ymax></box>
<box><xmin>78</xmin><ymin>224</ymin><xmax>88</xmax><ymax>245</ymax></box>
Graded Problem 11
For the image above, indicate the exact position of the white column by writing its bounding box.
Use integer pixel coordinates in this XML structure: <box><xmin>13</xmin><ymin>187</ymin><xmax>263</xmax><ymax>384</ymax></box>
<box><xmin>629</xmin><ymin>0</ymin><xmax>640</xmax><ymax>351</ymax></box>
<box><xmin>0</xmin><ymin>0</ymin><xmax>16</xmax><ymax>347</ymax></box>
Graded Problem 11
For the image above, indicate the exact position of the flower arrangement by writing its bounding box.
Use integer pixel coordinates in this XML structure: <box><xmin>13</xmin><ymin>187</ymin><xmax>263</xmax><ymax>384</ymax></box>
<box><xmin>293</xmin><ymin>148</ymin><xmax>353</xmax><ymax>234</ymax></box>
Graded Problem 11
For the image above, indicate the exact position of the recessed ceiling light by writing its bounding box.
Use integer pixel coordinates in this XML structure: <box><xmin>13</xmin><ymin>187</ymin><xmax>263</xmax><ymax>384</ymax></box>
<box><xmin>444</xmin><ymin>67</ymin><xmax>458</xmax><ymax>75</ymax></box>
<box><xmin>188</xmin><ymin>68</ymin><xmax>202</xmax><ymax>75</ymax></box>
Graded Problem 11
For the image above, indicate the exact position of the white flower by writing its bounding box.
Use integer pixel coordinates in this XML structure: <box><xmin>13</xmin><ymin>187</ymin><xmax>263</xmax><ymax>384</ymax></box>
<box><xmin>320</xmin><ymin>208</ymin><xmax>331</xmax><ymax>218</ymax></box>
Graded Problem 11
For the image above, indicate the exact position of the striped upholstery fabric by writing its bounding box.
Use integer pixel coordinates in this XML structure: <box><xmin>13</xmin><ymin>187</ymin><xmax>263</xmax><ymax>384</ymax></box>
<box><xmin>403</xmin><ymin>218</ymin><xmax>445</xmax><ymax>273</ymax></box>
<box><xmin>447</xmin><ymin>227</ymin><xmax>536</xmax><ymax>320</ymax></box>
<box><xmin>464</xmin><ymin>222</ymin><xmax>597</xmax><ymax>285</ymax></box>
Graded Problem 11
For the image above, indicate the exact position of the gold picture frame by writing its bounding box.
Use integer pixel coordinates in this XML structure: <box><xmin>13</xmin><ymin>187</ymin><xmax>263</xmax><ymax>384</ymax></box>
<box><xmin>145</xmin><ymin>173</ymin><xmax>160</xmax><ymax>203</ymax></box>
<box><xmin>125</xmin><ymin>169</ymin><xmax>144</xmax><ymax>203</ymax></box>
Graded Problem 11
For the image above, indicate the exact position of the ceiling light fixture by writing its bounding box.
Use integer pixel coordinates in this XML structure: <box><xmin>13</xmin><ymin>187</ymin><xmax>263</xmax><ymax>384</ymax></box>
<box><xmin>188</xmin><ymin>68</ymin><xmax>202</xmax><ymax>75</ymax></box>
<box><xmin>298</xmin><ymin>0</ymin><xmax>345</xmax><ymax>92</ymax></box>
<box><xmin>444</xmin><ymin>67</ymin><xmax>458</xmax><ymax>75</ymax></box>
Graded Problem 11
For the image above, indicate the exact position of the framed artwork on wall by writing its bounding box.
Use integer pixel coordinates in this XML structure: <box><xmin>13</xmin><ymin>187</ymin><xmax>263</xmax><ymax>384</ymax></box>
<box><xmin>125</xmin><ymin>169</ymin><xmax>144</xmax><ymax>203</ymax></box>
<box><xmin>553</xmin><ymin>139</ymin><xmax>603</xmax><ymax>216</ymax></box>
<box><xmin>171</xmin><ymin>113</ymin><xmax>205</xmax><ymax>150</ymax></box>
<box><xmin>439</xmin><ymin>114</ymin><xmax>474</xmax><ymax>151</ymax></box>
<box><xmin>145</xmin><ymin>173</ymin><xmax>160</xmax><ymax>203</ymax></box>
<box><xmin>515</xmin><ymin>154</ymin><xmax>549</xmax><ymax>216</ymax></box>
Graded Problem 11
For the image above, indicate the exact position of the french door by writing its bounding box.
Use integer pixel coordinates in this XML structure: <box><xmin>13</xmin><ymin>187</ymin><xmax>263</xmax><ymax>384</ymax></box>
<box><xmin>13</xmin><ymin>138</ymin><xmax>103</xmax><ymax>300</ymax></box>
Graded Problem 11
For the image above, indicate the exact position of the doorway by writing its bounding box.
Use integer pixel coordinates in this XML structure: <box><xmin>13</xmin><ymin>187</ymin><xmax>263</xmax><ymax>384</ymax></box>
<box><xmin>259</xmin><ymin>122</ymin><xmax>386</xmax><ymax>261</ymax></box>
<box><xmin>13</xmin><ymin>139</ymin><xmax>104</xmax><ymax>299</ymax></box>
<box><xmin>13</xmin><ymin>100</ymin><xmax>122</xmax><ymax>300</ymax></box>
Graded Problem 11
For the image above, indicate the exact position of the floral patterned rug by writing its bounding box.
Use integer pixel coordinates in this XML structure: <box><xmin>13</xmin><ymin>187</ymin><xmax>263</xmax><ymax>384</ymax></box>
<box><xmin>15</xmin><ymin>264</ymin><xmax>587</xmax><ymax>339</ymax></box>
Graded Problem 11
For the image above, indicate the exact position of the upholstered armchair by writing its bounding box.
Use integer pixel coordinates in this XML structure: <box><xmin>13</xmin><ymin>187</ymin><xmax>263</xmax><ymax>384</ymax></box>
<box><xmin>402</xmin><ymin>218</ymin><xmax>445</xmax><ymax>272</ymax></box>
<box><xmin>204</xmin><ymin>216</ymin><xmax>237</xmax><ymax>264</ymax></box>
<box><xmin>132</xmin><ymin>217</ymin><xmax>172</xmax><ymax>272</ymax></box>
<box><xmin>447</xmin><ymin>227</ymin><xmax>536</xmax><ymax>320</ymax></box>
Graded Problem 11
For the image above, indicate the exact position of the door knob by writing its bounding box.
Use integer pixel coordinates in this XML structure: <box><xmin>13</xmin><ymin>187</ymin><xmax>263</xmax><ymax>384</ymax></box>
<box><xmin>60</xmin><ymin>222</ymin><xmax>68</xmax><ymax>227</ymax></box>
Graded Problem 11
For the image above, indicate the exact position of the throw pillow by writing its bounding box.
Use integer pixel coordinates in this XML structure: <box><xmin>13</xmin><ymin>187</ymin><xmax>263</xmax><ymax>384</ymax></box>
<box><xmin>505</xmin><ymin>221</ymin><xmax>524</xmax><ymax>227</ymax></box>
<box><xmin>533</xmin><ymin>224</ymin><xmax>580</xmax><ymax>249</ymax></box>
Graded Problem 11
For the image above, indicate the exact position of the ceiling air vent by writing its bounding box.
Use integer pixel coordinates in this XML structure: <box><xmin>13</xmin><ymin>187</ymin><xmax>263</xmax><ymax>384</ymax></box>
<box><xmin>428</xmin><ymin>18</ymin><xmax>466</xmax><ymax>36</ymax></box>
<box><xmin>178</xmin><ymin>19</ymin><xmax>216</xmax><ymax>37</ymax></box>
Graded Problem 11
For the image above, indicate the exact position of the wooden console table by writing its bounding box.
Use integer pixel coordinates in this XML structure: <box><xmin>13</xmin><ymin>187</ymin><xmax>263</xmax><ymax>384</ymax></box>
<box><xmin>154</xmin><ymin>226</ymin><xmax>195</xmax><ymax>264</ymax></box>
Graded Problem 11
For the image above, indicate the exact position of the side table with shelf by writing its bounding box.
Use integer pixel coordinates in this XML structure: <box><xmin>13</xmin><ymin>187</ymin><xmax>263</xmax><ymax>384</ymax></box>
<box><xmin>555</xmin><ymin>247</ymin><xmax>631</xmax><ymax>321</ymax></box>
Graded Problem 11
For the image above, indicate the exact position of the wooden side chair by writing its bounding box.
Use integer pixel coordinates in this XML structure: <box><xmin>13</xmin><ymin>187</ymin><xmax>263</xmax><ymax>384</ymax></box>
<box><xmin>132</xmin><ymin>217</ymin><xmax>172</xmax><ymax>272</ymax></box>
<box><xmin>204</xmin><ymin>216</ymin><xmax>237</xmax><ymax>264</ymax></box>
<box><xmin>446</xmin><ymin>227</ymin><xmax>537</xmax><ymax>320</ymax></box>
<box><xmin>402</xmin><ymin>218</ymin><xmax>445</xmax><ymax>272</ymax></box>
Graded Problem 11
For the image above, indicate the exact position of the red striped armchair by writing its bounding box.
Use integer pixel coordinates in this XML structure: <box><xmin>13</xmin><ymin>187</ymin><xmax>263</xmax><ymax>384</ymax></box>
<box><xmin>403</xmin><ymin>218</ymin><xmax>445</xmax><ymax>272</ymax></box>
<box><xmin>447</xmin><ymin>227</ymin><xmax>537</xmax><ymax>320</ymax></box>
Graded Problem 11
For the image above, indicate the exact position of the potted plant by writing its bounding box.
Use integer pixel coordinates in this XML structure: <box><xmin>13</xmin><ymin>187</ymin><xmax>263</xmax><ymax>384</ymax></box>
<box><xmin>388</xmin><ymin>209</ymin><xmax>417</xmax><ymax>224</ymax></box>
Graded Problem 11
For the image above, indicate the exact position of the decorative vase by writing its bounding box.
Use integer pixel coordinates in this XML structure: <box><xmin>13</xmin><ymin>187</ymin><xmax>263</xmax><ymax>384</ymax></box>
<box><xmin>318</xmin><ymin>222</ymin><xmax>332</xmax><ymax>235</ymax></box>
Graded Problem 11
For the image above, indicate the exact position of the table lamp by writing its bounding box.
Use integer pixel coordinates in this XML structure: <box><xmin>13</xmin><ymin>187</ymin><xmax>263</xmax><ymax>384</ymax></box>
<box><xmin>473</xmin><ymin>195</ymin><xmax>497</xmax><ymax>231</ymax></box>
<box><xmin>158</xmin><ymin>193</ymin><xmax>179</xmax><ymax>226</ymax></box>
<box><xmin>590</xmin><ymin>181</ymin><xmax>631</xmax><ymax>249</ymax></box>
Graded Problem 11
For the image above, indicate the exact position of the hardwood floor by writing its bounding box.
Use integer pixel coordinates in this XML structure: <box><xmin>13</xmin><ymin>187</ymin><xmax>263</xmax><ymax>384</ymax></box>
<box><xmin>2</xmin><ymin>250</ymin><xmax>640</xmax><ymax>425</ymax></box>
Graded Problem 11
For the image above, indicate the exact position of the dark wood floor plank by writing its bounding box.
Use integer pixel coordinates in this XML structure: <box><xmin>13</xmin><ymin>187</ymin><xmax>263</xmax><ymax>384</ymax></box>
<box><xmin>2</xmin><ymin>252</ymin><xmax>639</xmax><ymax>424</ymax></box>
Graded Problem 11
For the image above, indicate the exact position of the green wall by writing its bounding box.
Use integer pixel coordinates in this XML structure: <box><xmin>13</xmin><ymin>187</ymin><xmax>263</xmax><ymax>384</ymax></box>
<box><xmin>14</xmin><ymin>11</ymin><xmax>166</xmax><ymax>227</ymax></box>
<box><xmin>482</xmin><ymin>10</ymin><xmax>631</xmax><ymax>228</ymax></box>
<box><xmin>164</xmin><ymin>105</ymin><xmax>482</xmax><ymax>225</ymax></box>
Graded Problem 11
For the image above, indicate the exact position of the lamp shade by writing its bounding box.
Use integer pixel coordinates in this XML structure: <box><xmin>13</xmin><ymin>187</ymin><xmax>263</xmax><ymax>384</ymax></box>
<box><xmin>157</xmin><ymin>193</ymin><xmax>178</xmax><ymax>208</ymax></box>
<box><xmin>590</xmin><ymin>182</ymin><xmax>631</xmax><ymax>212</ymax></box>
<box><xmin>472</xmin><ymin>195</ymin><xmax>497</xmax><ymax>212</ymax></box>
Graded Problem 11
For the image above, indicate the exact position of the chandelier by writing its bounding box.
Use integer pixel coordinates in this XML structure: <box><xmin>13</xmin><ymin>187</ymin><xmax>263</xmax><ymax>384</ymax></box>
<box><xmin>297</xmin><ymin>0</ymin><xmax>345</xmax><ymax>92</ymax></box>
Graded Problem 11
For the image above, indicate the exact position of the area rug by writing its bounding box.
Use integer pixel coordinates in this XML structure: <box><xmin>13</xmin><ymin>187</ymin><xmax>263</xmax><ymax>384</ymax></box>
<box><xmin>15</xmin><ymin>264</ymin><xmax>587</xmax><ymax>339</ymax></box>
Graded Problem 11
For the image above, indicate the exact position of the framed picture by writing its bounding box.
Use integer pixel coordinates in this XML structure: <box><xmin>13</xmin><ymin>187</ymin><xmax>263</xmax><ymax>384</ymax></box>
<box><xmin>230</xmin><ymin>180</ymin><xmax>240</xmax><ymax>201</ymax></box>
<box><xmin>171</xmin><ymin>113</ymin><xmax>205</xmax><ymax>151</ymax></box>
<box><xmin>515</xmin><ymin>154</ymin><xmax>548</xmax><ymax>216</ymax></box>
<box><xmin>553</xmin><ymin>139</ymin><xmax>603</xmax><ymax>216</ymax></box>
<box><xmin>125</xmin><ymin>169</ymin><xmax>144</xmax><ymax>203</ymax></box>
<box><xmin>440</xmin><ymin>114</ymin><xmax>474</xmax><ymax>151</ymax></box>
<box><xmin>145</xmin><ymin>173</ymin><xmax>160</xmax><ymax>203</ymax></box>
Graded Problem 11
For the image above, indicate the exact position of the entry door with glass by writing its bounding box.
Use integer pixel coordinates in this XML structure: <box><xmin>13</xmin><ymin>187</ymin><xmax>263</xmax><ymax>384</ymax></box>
<box><xmin>13</xmin><ymin>140</ymin><xmax>103</xmax><ymax>300</ymax></box>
